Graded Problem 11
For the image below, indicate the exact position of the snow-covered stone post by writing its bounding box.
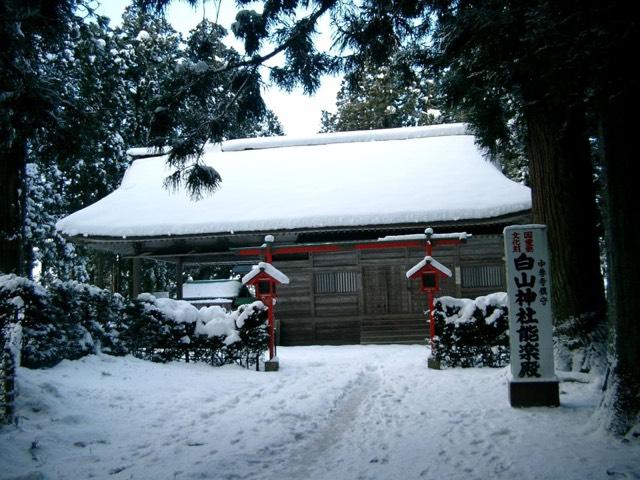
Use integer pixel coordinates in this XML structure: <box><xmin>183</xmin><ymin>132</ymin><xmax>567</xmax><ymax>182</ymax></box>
<box><xmin>406</xmin><ymin>228</ymin><xmax>453</xmax><ymax>369</ymax></box>
<box><xmin>242</xmin><ymin>235</ymin><xmax>290</xmax><ymax>372</ymax></box>
<box><xmin>504</xmin><ymin>225</ymin><xmax>559</xmax><ymax>407</ymax></box>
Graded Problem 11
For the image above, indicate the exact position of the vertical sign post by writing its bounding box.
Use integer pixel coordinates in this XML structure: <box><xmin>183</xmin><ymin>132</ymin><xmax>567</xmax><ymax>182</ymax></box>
<box><xmin>504</xmin><ymin>225</ymin><xmax>559</xmax><ymax>407</ymax></box>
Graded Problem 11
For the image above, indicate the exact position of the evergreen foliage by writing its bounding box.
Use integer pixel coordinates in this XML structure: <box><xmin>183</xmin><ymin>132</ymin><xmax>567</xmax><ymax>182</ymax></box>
<box><xmin>2</xmin><ymin>3</ymin><xmax>283</xmax><ymax>295</ymax></box>
<box><xmin>1</xmin><ymin>0</ymin><xmax>93</xmax><ymax>276</ymax></box>
<box><xmin>121</xmin><ymin>294</ymin><xmax>190</xmax><ymax>363</ymax></box>
<box><xmin>432</xmin><ymin>296</ymin><xmax>510</xmax><ymax>369</ymax></box>
<box><xmin>320</xmin><ymin>60</ymin><xmax>447</xmax><ymax>133</ymax></box>
<box><xmin>24</xmin><ymin>163</ymin><xmax>89</xmax><ymax>284</ymax></box>
<box><xmin>0</xmin><ymin>274</ymin><xmax>268</xmax><ymax>370</ymax></box>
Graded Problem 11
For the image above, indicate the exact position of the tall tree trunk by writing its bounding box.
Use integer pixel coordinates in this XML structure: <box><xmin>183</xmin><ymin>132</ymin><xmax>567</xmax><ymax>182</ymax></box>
<box><xmin>600</xmin><ymin>88</ymin><xmax>640</xmax><ymax>435</ymax></box>
<box><xmin>525</xmin><ymin>104</ymin><xmax>605</xmax><ymax>325</ymax></box>
<box><xmin>0</xmin><ymin>137</ymin><xmax>26</xmax><ymax>275</ymax></box>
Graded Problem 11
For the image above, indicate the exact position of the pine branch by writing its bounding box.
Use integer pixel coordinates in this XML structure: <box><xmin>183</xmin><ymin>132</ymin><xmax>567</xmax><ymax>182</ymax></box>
<box><xmin>200</xmin><ymin>2</ymin><xmax>335</xmax><ymax>78</ymax></box>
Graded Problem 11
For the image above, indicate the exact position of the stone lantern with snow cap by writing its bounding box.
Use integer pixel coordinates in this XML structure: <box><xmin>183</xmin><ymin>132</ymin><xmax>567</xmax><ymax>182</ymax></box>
<box><xmin>406</xmin><ymin>228</ymin><xmax>454</xmax><ymax>369</ymax></box>
<box><xmin>242</xmin><ymin>235</ymin><xmax>289</xmax><ymax>371</ymax></box>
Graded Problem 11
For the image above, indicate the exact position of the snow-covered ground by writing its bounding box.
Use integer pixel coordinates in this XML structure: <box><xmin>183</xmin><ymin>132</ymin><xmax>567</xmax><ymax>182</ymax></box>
<box><xmin>1</xmin><ymin>345</ymin><xmax>638</xmax><ymax>480</ymax></box>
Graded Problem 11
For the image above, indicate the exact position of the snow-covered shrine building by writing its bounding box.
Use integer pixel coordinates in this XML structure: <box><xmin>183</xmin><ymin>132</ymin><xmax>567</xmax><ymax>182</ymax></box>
<box><xmin>57</xmin><ymin>123</ymin><xmax>532</xmax><ymax>345</ymax></box>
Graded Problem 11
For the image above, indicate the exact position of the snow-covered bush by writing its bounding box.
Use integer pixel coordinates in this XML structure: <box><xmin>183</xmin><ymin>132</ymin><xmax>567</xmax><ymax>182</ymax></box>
<box><xmin>192</xmin><ymin>304</ymin><xmax>238</xmax><ymax>365</ymax></box>
<box><xmin>0</xmin><ymin>276</ymin><xmax>124</xmax><ymax>367</ymax></box>
<box><xmin>214</xmin><ymin>301</ymin><xmax>269</xmax><ymax>369</ymax></box>
<box><xmin>118</xmin><ymin>294</ymin><xmax>195</xmax><ymax>363</ymax></box>
<box><xmin>183</xmin><ymin>300</ymin><xmax>268</xmax><ymax>369</ymax></box>
<box><xmin>432</xmin><ymin>293</ymin><xmax>509</xmax><ymax>368</ymax></box>
<box><xmin>45</xmin><ymin>281</ymin><xmax>98</xmax><ymax>363</ymax></box>
<box><xmin>0</xmin><ymin>274</ymin><xmax>61</xmax><ymax>368</ymax></box>
<box><xmin>119</xmin><ymin>295</ymin><xmax>268</xmax><ymax>369</ymax></box>
<box><xmin>74</xmin><ymin>284</ymin><xmax>126</xmax><ymax>356</ymax></box>
<box><xmin>0</xmin><ymin>275</ymin><xmax>268</xmax><ymax>370</ymax></box>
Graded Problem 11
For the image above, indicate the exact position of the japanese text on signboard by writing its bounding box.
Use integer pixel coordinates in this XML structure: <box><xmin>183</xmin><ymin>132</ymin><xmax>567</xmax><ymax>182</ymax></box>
<box><xmin>511</xmin><ymin>230</ymin><xmax>542</xmax><ymax>378</ymax></box>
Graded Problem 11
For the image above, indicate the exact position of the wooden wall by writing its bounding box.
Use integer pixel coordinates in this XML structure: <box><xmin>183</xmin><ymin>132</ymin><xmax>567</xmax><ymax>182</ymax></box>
<box><xmin>274</xmin><ymin>234</ymin><xmax>505</xmax><ymax>346</ymax></box>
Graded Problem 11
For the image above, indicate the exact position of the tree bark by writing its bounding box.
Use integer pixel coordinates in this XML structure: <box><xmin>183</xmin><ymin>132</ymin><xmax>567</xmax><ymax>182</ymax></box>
<box><xmin>0</xmin><ymin>137</ymin><xmax>27</xmax><ymax>275</ymax></box>
<box><xmin>601</xmin><ymin>88</ymin><xmax>640</xmax><ymax>434</ymax></box>
<box><xmin>525</xmin><ymin>104</ymin><xmax>605</xmax><ymax>324</ymax></box>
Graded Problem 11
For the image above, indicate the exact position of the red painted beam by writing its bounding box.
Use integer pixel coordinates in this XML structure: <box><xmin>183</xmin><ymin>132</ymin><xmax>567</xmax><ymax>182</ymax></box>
<box><xmin>354</xmin><ymin>240</ymin><xmax>423</xmax><ymax>250</ymax></box>
<box><xmin>238</xmin><ymin>244</ymin><xmax>342</xmax><ymax>256</ymax></box>
<box><xmin>431</xmin><ymin>238</ymin><xmax>465</xmax><ymax>246</ymax></box>
<box><xmin>237</xmin><ymin>238</ymin><xmax>464</xmax><ymax>256</ymax></box>
<box><xmin>274</xmin><ymin>244</ymin><xmax>342</xmax><ymax>254</ymax></box>
<box><xmin>237</xmin><ymin>248</ymin><xmax>262</xmax><ymax>256</ymax></box>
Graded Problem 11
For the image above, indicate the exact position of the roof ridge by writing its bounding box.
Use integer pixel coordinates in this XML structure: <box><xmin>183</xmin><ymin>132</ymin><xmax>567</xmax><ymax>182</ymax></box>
<box><xmin>221</xmin><ymin>123</ymin><xmax>469</xmax><ymax>152</ymax></box>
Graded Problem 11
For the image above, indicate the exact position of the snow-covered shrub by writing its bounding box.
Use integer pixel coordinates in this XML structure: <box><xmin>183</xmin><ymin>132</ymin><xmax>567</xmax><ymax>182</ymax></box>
<box><xmin>192</xmin><ymin>304</ymin><xmax>237</xmax><ymax>365</ymax></box>
<box><xmin>45</xmin><ymin>281</ymin><xmax>98</xmax><ymax>363</ymax></box>
<box><xmin>1</xmin><ymin>274</ymin><xmax>268</xmax><ymax>370</ymax></box>
<box><xmin>0</xmin><ymin>274</ymin><xmax>49</xmax><ymax>331</ymax></box>
<box><xmin>75</xmin><ymin>285</ymin><xmax>126</xmax><ymax>356</ymax></box>
<box><xmin>0</xmin><ymin>274</ymin><xmax>62</xmax><ymax>368</ymax></box>
<box><xmin>190</xmin><ymin>301</ymin><xmax>268</xmax><ymax>368</ymax></box>
<box><xmin>118</xmin><ymin>296</ymin><xmax>268</xmax><ymax>369</ymax></box>
<box><xmin>0</xmin><ymin>275</ymin><xmax>124</xmax><ymax>368</ymax></box>
<box><xmin>118</xmin><ymin>294</ymin><xmax>194</xmax><ymax>362</ymax></box>
<box><xmin>432</xmin><ymin>293</ymin><xmax>509</xmax><ymax>368</ymax></box>
<box><xmin>221</xmin><ymin>301</ymin><xmax>269</xmax><ymax>369</ymax></box>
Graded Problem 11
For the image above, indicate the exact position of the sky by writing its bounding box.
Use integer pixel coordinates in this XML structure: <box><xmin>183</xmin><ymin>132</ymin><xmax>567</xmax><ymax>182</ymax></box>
<box><xmin>94</xmin><ymin>0</ymin><xmax>341</xmax><ymax>136</ymax></box>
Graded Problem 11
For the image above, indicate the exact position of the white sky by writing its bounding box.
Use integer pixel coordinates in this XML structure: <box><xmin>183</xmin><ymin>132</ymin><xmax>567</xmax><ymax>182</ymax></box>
<box><xmin>94</xmin><ymin>0</ymin><xmax>341</xmax><ymax>136</ymax></box>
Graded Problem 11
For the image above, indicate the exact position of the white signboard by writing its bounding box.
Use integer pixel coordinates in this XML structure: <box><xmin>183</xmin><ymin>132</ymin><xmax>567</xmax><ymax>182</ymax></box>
<box><xmin>504</xmin><ymin>225</ymin><xmax>556</xmax><ymax>381</ymax></box>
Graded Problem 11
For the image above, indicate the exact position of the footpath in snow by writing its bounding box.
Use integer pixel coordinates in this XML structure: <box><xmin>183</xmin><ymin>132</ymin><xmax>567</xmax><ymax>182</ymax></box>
<box><xmin>1</xmin><ymin>345</ymin><xmax>638</xmax><ymax>480</ymax></box>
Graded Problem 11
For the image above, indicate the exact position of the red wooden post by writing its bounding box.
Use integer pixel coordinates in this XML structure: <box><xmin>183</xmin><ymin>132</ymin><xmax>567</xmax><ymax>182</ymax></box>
<box><xmin>241</xmin><ymin>235</ymin><xmax>290</xmax><ymax>371</ymax></box>
<box><xmin>262</xmin><ymin>235</ymin><xmax>275</xmax><ymax>359</ymax></box>
<box><xmin>405</xmin><ymin>228</ymin><xmax>455</xmax><ymax>369</ymax></box>
<box><xmin>424</xmin><ymin>228</ymin><xmax>436</xmax><ymax>355</ymax></box>
<box><xmin>265</xmin><ymin>295</ymin><xmax>276</xmax><ymax>359</ymax></box>
<box><xmin>427</xmin><ymin>289</ymin><xmax>435</xmax><ymax>352</ymax></box>
<box><xmin>264</xmin><ymin>236</ymin><xmax>273</xmax><ymax>264</ymax></box>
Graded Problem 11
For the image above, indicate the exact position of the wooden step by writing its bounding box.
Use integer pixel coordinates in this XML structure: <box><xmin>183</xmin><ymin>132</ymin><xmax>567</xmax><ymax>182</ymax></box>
<box><xmin>360</xmin><ymin>314</ymin><xmax>429</xmax><ymax>343</ymax></box>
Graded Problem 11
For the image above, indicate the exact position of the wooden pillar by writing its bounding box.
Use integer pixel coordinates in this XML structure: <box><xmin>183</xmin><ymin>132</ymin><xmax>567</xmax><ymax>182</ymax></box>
<box><xmin>95</xmin><ymin>255</ymin><xmax>105</xmax><ymax>289</ymax></box>
<box><xmin>132</xmin><ymin>257</ymin><xmax>142</xmax><ymax>298</ymax></box>
<box><xmin>176</xmin><ymin>257</ymin><xmax>183</xmax><ymax>300</ymax></box>
<box><xmin>112</xmin><ymin>255</ymin><xmax>121</xmax><ymax>294</ymax></box>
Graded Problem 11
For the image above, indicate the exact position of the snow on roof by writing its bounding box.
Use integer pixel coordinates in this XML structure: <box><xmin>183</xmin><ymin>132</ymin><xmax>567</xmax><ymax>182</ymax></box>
<box><xmin>182</xmin><ymin>280</ymin><xmax>242</xmax><ymax>300</ymax></box>
<box><xmin>126</xmin><ymin>146</ymin><xmax>172</xmax><ymax>158</ymax></box>
<box><xmin>378</xmin><ymin>232</ymin><xmax>471</xmax><ymax>242</ymax></box>
<box><xmin>406</xmin><ymin>256</ymin><xmax>453</xmax><ymax>279</ymax></box>
<box><xmin>242</xmin><ymin>262</ymin><xmax>290</xmax><ymax>285</ymax></box>
<box><xmin>222</xmin><ymin>123</ymin><xmax>469</xmax><ymax>152</ymax></box>
<box><xmin>56</xmin><ymin>124</ymin><xmax>531</xmax><ymax>238</ymax></box>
